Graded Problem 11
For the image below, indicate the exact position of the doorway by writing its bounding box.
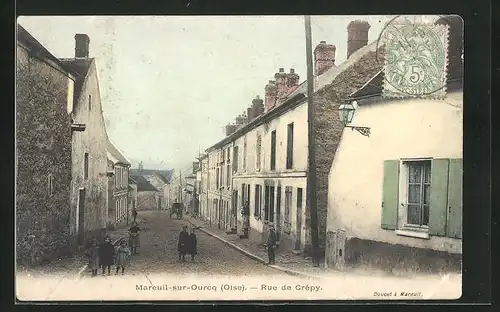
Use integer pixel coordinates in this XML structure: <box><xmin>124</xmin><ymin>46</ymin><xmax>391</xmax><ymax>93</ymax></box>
<box><xmin>294</xmin><ymin>188</ymin><xmax>303</xmax><ymax>250</ymax></box>
<box><xmin>77</xmin><ymin>188</ymin><xmax>86</xmax><ymax>245</ymax></box>
<box><xmin>276</xmin><ymin>186</ymin><xmax>281</xmax><ymax>241</ymax></box>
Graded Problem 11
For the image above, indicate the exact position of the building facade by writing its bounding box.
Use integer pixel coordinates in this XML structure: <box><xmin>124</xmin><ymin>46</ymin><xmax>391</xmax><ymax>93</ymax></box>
<box><xmin>61</xmin><ymin>34</ymin><xmax>109</xmax><ymax>247</ymax></box>
<box><xmin>106</xmin><ymin>140</ymin><xmax>131</xmax><ymax>229</ymax></box>
<box><xmin>16</xmin><ymin>25</ymin><xmax>76</xmax><ymax>263</ymax></box>
<box><xmin>325</xmin><ymin>16</ymin><xmax>464</xmax><ymax>273</ymax></box>
<box><xmin>199</xmin><ymin>20</ymin><xmax>380</xmax><ymax>256</ymax></box>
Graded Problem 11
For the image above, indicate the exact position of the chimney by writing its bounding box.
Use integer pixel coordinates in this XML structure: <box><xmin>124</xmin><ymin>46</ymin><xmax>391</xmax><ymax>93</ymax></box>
<box><xmin>274</xmin><ymin>68</ymin><xmax>288</xmax><ymax>101</ymax></box>
<box><xmin>435</xmin><ymin>15</ymin><xmax>464</xmax><ymax>82</ymax></box>
<box><xmin>251</xmin><ymin>95</ymin><xmax>265</xmax><ymax>118</ymax></box>
<box><xmin>265</xmin><ymin>80</ymin><xmax>277</xmax><ymax>112</ymax></box>
<box><xmin>285</xmin><ymin>68</ymin><xmax>300</xmax><ymax>92</ymax></box>
<box><xmin>225</xmin><ymin>124</ymin><xmax>237</xmax><ymax>136</ymax></box>
<box><xmin>347</xmin><ymin>20</ymin><xmax>370</xmax><ymax>59</ymax></box>
<box><xmin>247</xmin><ymin>107</ymin><xmax>253</xmax><ymax>122</ymax></box>
<box><xmin>314</xmin><ymin>41</ymin><xmax>336</xmax><ymax>76</ymax></box>
<box><xmin>74</xmin><ymin>34</ymin><xmax>90</xmax><ymax>58</ymax></box>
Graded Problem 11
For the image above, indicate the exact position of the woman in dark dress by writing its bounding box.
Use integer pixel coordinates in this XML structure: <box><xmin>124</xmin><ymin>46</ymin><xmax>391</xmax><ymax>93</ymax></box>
<box><xmin>98</xmin><ymin>236</ymin><xmax>115</xmax><ymax>275</ymax></box>
<box><xmin>128</xmin><ymin>222</ymin><xmax>140</xmax><ymax>255</ymax></box>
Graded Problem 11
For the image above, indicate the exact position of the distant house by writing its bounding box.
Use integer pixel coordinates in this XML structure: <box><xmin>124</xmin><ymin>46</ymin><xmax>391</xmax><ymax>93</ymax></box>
<box><xmin>325</xmin><ymin>16</ymin><xmax>463</xmax><ymax>273</ymax></box>
<box><xmin>106</xmin><ymin>140</ymin><xmax>131</xmax><ymax>229</ymax></box>
<box><xmin>129</xmin><ymin>168</ymin><xmax>173</xmax><ymax>210</ymax></box>
<box><xmin>130</xmin><ymin>174</ymin><xmax>160</xmax><ymax>211</ymax></box>
<box><xmin>16</xmin><ymin>24</ymin><xmax>77</xmax><ymax>263</ymax></box>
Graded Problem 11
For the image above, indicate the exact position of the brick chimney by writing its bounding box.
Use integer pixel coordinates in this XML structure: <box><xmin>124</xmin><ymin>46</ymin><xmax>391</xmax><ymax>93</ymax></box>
<box><xmin>225</xmin><ymin>124</ymin><xmax>238</xmax><ymax>136</ymax></box>
<box><xmin>274</xmin><ymin>68</ymin><xmax>288</xmax><ymax>100</ymax></box>
<box><xmin>74</xmin><ymin>34</ymin><xmax>90</xmax><ymax>58</ymax></box>
<box><xmin>435</xmin><ymin>15</ymin><xmax>464</xmax><ymax>83</ymax></box>
<box><xmin>251</xmin><ymin>95</ymin><xmax>265</xmax><ymax>119</ymax></box>
<box><xmin>265</xmin><ymin>80</ymin><xmax>277</xmax><ymax>112</ymax></box>
<box><xmin>347</xmin><ymin>21</ymin><xmax>370</xmax><ymax>59</ymax></box>
<box><xmin>247</xmin><ymin>107</ymin><xmax>253</xmax><ymax>122</ymax></box>
<box><xmin>286</xmin><ymin>68</ymin><xmax>300</xmax><ymax>91</ymax></box>
<box><xmin>314</xmin><ymin>41</ymin><xmax>336</xmax><ymax>76</ymax></box>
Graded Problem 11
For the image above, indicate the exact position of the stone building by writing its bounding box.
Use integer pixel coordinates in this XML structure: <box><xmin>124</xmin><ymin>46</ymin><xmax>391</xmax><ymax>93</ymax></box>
<box><xmin>326</xmin><ymin>16</ymin><xmax>464</xmax><ymax>273</ymax></box>
<box><xmin>60</xmin><ymin>33</ymin><xmax>109</xmax><ymax>247</ymax></box>
<box><xmin>130</xmin><ymin>175</ymin><xmax>159</xmax><ymax>211</ymax></box>
<box><xmin>16</xmin><ymin>24</ymin><xmax>77</xmax><ymax>263</ymax></box>
<box><xmin>200</xmin><ymin>20</ymin><xmax>381</xmax><ymax>257</ymax></box>
<box><xmin>129</xmin><ymin>168</ymin><xmax>172</xmax><ymax>210</ymax></box>
<box><xmin>106</xmin><ymin>140</ymin><xmax>131</xmax><ymax>229</ymax></box>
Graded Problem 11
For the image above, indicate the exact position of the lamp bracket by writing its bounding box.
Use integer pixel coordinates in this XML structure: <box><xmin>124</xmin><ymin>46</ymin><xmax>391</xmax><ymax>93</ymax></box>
<box><xmin>345</xmin><ymin>125</ymin><xmax>371</xmax><ymax>137</ymax></box>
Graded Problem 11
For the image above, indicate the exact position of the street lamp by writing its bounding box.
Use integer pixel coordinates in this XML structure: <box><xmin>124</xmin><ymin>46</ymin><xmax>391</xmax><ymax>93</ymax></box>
<box><xmin>338</xmin><ymin>100</ymin><xmax>371</xmax><ymax>137</ymax></box>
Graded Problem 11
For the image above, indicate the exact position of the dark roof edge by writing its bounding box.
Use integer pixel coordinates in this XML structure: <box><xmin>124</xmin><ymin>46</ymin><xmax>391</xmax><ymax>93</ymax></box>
<box><xmin>205</xmin><ymin>93</ymin><xmax>306</xmax><ymax>153</ymax></box>
<box><xmin>17</xmin><ymin>24</ymin><xmax>80</xmax><ymax>78</ymax></box>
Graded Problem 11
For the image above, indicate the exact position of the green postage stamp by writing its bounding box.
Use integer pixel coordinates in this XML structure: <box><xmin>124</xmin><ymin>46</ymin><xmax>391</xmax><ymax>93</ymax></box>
<box><xmin>379</xmin><ymin>18</ymin><xmax>449</xmax><ymax>99</ymax></box>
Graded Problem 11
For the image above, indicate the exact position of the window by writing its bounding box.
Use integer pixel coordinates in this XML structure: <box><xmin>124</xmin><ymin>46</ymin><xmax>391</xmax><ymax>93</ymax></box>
<box><xmin>270</xmin><ymin>130</ymin><xmax>276</xmax><ymax>171</ymax></box>
<box><xmin>286</xmin><ymin>123</ymin><xmax>294</xmax><ymax>169</ymax></box>
<box><xmin>284</xmin><ymin>186</ymin><xmax>293</xmax><ymax>234</ymax></box>
<box><xmin>88</xmin><ymin>94</ymin><xmax>92</xmax><ymax>111</ymax></box>
<box><xmin>243</xmin><ymin>136</ymin><xmax>247</xmax><ymax>170</ymax></box>
<box><xmin>226</xmin><ymin>163</ymin><xmax>231</xmax><ymax>187</ymax></box>
<box><xmin>47</xmin><ymin>174</ymin><xmax>54</xmax><ymax>196</ymax></box>
<box><xmin>264</xmin><ymin>185</ymin><xmax>270</xmax><ymax>221</ymax></box>
<box><xmin>216</xmin><ymin>168</ymin><xmax>220</xmax><ymax>189</ymax></box>
<box><xmin>227</xmin><ymin>147</ymin><xmax>231</xmax><ymax>162</ymax></box>
<box><xmin>254</xmin><ymin>184</ymin><xmax>262</xmax><ymax>218</ymax></box>
<box><xmin>256</xmin><ymin>133</ymin><xmax>262</xmax><ymax>171</ymax></box>
<box><xmin>407</xmin><ymin>161</ymin><xmax>431</xmax><ymax>226</ymax></box>
<box><xmin>381</xmin><ymin>158</ymin><xmax>463</xmax><ymax>239</ymax></box>
<box><xmin>269</xmin><ymin>186</ymin><xmax>275</xmax><ymax>223</ymax></box>
<box><xmin>232</xmin><ymin>146</ymin><xmax>239</xmax><ymax>173</ymax></box>
<box><xmin>84</xmin><ymin>153</ymin><xmax>89</xmax><ymax>179</ymax></box>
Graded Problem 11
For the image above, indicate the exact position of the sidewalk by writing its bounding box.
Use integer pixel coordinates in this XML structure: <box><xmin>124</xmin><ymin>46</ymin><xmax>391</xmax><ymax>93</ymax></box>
<box><xmin>185</xmin><ymin>215</ymin><xmax>328</xmax><ymax>279</ymax></box>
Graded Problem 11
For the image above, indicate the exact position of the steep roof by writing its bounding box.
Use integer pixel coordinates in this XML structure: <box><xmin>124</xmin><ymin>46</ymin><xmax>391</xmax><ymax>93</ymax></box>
<box><xmin>17</xmin><ymin>24</ymin><xmax>78</xmax><ymax>77</ymax></box>
<box><xmin>130</xmin><ymin>175</ymin><xmax>159</xmax><ymax>192</ymax></box>
<box><xmin>107</xmin><ymin>140</ymin><xmax>131</xmax><ymax>166</ymax></box>
<box><xmin>58</xmin><ymin>57</ymin><xmax>93</xmax><ymax>104</ymax></box>
<box><xmin>129</xmin><ymin>169</ymin><xmax>173</xmax><ymax>184</ymax></box>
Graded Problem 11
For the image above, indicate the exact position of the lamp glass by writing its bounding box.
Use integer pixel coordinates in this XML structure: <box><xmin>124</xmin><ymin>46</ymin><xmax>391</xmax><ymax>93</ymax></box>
<box><xmin>338</xmin><ymin>103</ymin><xmax>356</xmax><ymax>125</ymax></box>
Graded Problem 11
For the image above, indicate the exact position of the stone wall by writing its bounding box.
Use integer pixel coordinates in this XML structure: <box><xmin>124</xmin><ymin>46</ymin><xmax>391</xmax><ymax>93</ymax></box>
<box><xmin>312</xmin><ymin>49</ymin><xmax>383</xmax><ymax>252</ymax></box>
<box><xmin>16</xmin><ymin>45</ymin><xmax>73</xmax><ymax>264</ymax></box>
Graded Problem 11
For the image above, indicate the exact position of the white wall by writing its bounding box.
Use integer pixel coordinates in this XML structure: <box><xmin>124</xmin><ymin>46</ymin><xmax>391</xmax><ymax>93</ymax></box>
<box><xmin>327</xmin><ymin>91</ymin><xmax>463</xmax><ymax>254</ymax></box>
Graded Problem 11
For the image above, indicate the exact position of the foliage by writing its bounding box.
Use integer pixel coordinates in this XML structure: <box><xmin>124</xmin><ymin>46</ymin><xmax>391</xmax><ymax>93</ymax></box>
<box><xmin>16</xmin><ymin>56</ymin><xmax>73</xmax><ymax>264</ymax></box>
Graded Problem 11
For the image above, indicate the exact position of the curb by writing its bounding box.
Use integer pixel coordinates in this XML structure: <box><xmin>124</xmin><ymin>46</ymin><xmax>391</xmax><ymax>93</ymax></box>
<box><xmin>185</xmin><ymin>218</ymin><xmax>321</xmax><ymax>280</ymax></box>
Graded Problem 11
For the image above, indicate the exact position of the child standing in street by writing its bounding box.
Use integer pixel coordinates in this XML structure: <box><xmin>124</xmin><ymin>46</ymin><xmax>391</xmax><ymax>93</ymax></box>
<box><xmin>98</xmin><ymin>236</ymin><xmax>115</xmax><ymax>276</ymax></box>
<box><xmin>84</xmin><ymin>238</ymin><xmax>100</xmax><ymax>277</ymax></box>
<box><xmin>187</xmin><ymin>228</ymin><xmax>198</xmax><ymax>262</ymax></box>
<box><xmin>115</xmin><ymin>240</ymin><xmax>131</xmax><ymax>275</ymax></box>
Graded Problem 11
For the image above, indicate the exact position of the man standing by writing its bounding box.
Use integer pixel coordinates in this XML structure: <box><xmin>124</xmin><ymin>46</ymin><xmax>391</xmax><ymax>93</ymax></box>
<box><xmin>177</xmin><ymin>225</ymin><xmax>189</xmax><ymax>262</ymax></box>
<box><xmin>266</xmin><ymin>225</ymin><xmax>277</xmax><ymax>265</ymax></box>
<box><xmin>132</xmin><ymin>208</ymin><xmax>138</xmax><ymax>223</ymax></box>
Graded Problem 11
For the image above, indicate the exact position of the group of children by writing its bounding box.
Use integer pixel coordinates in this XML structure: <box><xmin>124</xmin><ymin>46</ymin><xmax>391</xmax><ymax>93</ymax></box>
<box><xmin>84</xmin><ymin>236</ymin><xmax>132</xmax><ymax>277</ymax></box>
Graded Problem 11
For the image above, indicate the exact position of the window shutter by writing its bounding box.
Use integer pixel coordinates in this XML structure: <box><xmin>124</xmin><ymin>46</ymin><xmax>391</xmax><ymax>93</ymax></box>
<box><xmin>381</xmin><ymin>160</ymin><xmax>399</xmax><ymax>230</ymax></box>
<box><xmin>446</xmin><ymin>158</ymin><xmax>463</xmax><ymax>239</ymax></box>
<box><xmin>429</xmin><ymin>158</ymin><xmax>450</xmax><ymax>236</ymax></box>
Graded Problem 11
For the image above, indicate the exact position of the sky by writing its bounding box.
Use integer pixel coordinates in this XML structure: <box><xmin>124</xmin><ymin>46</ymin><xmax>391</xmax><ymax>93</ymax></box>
<box><xmin>18</xmin><ymin>15</ymin><xmax>393</xmax><ymax>172</ymax></box>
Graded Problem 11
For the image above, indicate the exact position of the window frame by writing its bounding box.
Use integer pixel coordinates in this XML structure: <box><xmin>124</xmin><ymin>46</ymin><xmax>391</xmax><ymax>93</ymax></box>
<box><xmin>270</xmin><ymin>130</ymin><xmax>277</xmax><ymax>171</ymax></box>
<box><xmin>286</xmin><ymin>122</ymin><xmax>294</xmax><ymax>169</ymax></box>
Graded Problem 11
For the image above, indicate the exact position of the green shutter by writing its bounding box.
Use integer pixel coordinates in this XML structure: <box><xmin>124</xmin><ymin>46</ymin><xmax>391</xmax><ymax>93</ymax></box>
<box><xmin>429</xmin><ymin>158</ymin><xmax>450</xmax><ymax>236</ymax></box>
<box><xmin>446</xmin><ymin>158</ymin><xmax>463</xmax><ymax>239</ymax></box>
<box><xmin>381</xmin><ymin>160</ymin><xmax>399</xmax><ymax>230</ymax></box>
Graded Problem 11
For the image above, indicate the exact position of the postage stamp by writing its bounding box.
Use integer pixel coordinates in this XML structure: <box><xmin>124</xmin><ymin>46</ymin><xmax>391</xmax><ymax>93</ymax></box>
<box><xmin>377</xmin><ymin>16</ymin><xmax>449</xmax><ymax>99</ymax></box>
<box><xmin>15</xmin><ymin>15</ymin><xmax>463</xmax><ymax>302</ymax></box>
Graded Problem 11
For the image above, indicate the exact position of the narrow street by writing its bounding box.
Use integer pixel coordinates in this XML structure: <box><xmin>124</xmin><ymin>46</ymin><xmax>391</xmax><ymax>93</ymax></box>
<box><xmin>17</xmin><ymin>211</ymin><xmax>317</xmax><ymax>301</ymax></box>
